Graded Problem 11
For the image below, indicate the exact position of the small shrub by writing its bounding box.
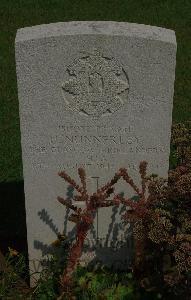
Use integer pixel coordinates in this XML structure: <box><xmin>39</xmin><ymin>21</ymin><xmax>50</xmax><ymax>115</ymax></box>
<box><xmin>121</xmin><ymin>121</ymin><xmax>191</xmax><ymax>299</ymax></box>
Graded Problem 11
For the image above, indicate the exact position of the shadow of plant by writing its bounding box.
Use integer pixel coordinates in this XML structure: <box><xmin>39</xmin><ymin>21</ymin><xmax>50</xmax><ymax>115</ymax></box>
<box><xmin>34</xmin><ymin>185</ymin><xmax>133</xmax><ymax>273</ymax></box>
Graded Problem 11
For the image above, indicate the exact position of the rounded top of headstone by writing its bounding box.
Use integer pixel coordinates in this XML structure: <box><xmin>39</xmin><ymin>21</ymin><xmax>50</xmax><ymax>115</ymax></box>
<box><xmin>15</xmin><ymin>21</ymin><xmax>176</xmax><ymax>45</ymax></box>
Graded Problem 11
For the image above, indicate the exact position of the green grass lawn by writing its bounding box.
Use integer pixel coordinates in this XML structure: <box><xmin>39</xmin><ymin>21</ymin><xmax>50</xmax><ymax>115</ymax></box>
<box><xmin>0</xmin><ymin>0</ymin><xmax>191</xmax><ymax>182</ymax></box>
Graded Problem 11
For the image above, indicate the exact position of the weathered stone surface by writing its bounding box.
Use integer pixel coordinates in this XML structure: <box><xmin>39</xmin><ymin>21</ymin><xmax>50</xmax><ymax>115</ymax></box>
<box><xmin>15</xmin><ymin>21</ymin><xmax>176</xmax><ymax>276</ymax></box>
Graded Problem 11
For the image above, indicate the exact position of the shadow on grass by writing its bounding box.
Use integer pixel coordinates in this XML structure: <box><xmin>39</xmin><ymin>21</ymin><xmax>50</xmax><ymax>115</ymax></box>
<box><xmin>0</xmin><ymin>181</ymin><xmax>29</xmax><ymax>283</ymax></box>
<box><xmin>0</xmin><ymin>181</ymin><xmax>28</xmax><ymax>254</ymax></box>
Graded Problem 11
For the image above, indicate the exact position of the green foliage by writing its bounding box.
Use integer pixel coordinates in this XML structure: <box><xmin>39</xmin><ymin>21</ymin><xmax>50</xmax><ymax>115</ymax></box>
<box><xmin>0</xmin><ymin>236</ymin><xmax>71</xmax><ymax>299</ymax></box>
<box><xmin>32</xmin><ymin>236</ymin><xmax>71</xmax><ymax>299</ymax></box>
<box><xmin>32</xmin><ymin>275</ymin><xmax>56</xmax><ymax>300</ymax></box>
<box><xmin>0</xmin><ymin>248</ymin><xmax>29</xmax><ymax>299</ymax></box>
<box><xmin>72</xmin><ymin>265</ymin><xmax>139</xmax><ymax>299</ymax></box>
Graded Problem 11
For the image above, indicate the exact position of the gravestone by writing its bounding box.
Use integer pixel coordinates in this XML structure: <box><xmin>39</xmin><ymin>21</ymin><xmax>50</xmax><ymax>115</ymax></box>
<box><xmin>15</xmin><ymin>21</ymin><xmax>177</xmax><ymax>277</ymax></box>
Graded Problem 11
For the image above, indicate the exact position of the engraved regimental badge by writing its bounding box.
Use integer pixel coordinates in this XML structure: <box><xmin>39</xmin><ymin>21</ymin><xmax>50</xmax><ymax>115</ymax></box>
<box><xmin>62</xmin><ymin>48</ymin><xmax>129</xmax><ymax>118</ymax></box>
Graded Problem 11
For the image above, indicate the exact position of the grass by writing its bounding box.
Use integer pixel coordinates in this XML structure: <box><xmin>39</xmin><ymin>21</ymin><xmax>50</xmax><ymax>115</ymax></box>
<box><xmin>0</xmin><ymin>0</ymin><xmax>191</xmax><ymax>182</ymax></box>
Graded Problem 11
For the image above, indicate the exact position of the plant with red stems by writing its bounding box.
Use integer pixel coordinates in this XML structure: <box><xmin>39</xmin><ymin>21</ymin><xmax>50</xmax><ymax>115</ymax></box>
<box><xmin>57</xmin><ymin>167</ymin><xmax>122</xmax><ymax>294</ymax></box>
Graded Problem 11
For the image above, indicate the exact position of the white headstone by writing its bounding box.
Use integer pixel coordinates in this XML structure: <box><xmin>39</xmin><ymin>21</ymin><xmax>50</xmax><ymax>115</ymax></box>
<box><xmin>15</xmin><ymin>21</ymin><xmax>176</xmax><ymax>275</ymax></box>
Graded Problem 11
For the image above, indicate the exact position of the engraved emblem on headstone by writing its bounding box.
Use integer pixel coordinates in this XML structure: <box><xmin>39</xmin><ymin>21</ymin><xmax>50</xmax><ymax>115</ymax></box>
<box><xmin>62</xmin><ymin>48</ymin><xmax>129</xmax><ymax>118</ymax></box>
